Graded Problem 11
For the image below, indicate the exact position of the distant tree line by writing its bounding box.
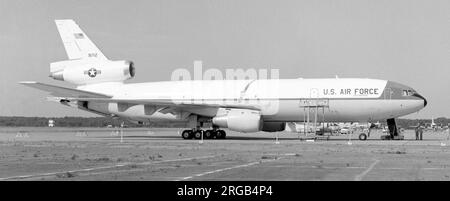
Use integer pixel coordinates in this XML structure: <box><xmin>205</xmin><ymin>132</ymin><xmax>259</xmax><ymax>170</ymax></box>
<box><xmin>396</xmin><ymin>117</ymin><xmax>450</xmax><ymax>128</ymax></box>
<box><xmin>0</xmin><ymin>116</ymin><xmax>448</xmax><ymax>128</ymax></box>
<box><xmin>0</xmin><ymin>116</ymin><xmax>187</xmax><ymax>128</ymax></box>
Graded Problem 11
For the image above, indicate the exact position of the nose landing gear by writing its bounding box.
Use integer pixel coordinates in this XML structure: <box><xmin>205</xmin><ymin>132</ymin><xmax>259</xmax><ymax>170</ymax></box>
<box><xmin>381</xmin><ymin>118</ymin><xmax>404</xmax><ymax>140</ymax></box>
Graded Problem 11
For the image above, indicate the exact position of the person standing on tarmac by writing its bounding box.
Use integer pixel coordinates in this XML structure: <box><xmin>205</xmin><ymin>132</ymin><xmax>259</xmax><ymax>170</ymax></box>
<box><xmin>418</xmin><ymin>123</ymin><xmax>424</xmax><ymax>140</ymax></box>
<box><xmin>415</xmin><ymin>124</ymin><xmax>420</xmax><ymax>140</ymax></box>
<box><xmin>415</xmin><ymin>123</ymin><xmax>424</xmax><ymax>140</ymax></box>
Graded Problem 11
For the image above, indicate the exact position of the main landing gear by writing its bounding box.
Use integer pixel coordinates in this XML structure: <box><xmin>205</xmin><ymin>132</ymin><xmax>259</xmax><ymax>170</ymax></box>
<box><xmin>181</xmin><ymin>128</ymin><xmax>226</xmax><ymax>140</ymax></box>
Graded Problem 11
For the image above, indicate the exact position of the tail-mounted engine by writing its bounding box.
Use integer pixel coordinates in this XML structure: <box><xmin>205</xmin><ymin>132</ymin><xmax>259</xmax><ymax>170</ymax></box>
<box><xmin>50</xmin><ymin>59</ymin><xmax>135</xmax><ymax>85</ymax></box>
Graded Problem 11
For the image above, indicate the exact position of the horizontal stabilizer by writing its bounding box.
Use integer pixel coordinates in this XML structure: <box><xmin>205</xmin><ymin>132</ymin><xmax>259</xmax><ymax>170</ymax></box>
<box><xmin>19</xmin><ymin>81</ymin><xmax>112</xmax><ymax>99</ymax></box>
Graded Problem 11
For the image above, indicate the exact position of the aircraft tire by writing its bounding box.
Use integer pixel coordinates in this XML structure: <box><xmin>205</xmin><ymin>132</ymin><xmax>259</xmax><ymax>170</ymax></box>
<box><xmin>182</xmin><ymin>130</ymin><xmax>193</xmax><ymax>139</ymax></box>
<box><xmin>359</xmin><ymin>133</ymin><xmax>367</xmax><ymax>141</ymax></box>
<box><xmin>193</xmin><ymin>130</ymin><xmax>203</xmax><ymax>139</ymax></box>
<box><xmin>204</xmin><ymin>130</ymin><xmax>214</xmax><ymax>139</ymax></box>
<box><xmin>216</xmin><ymin>130</ymin><xmax>226</xmax><ymax>139</ymax></box>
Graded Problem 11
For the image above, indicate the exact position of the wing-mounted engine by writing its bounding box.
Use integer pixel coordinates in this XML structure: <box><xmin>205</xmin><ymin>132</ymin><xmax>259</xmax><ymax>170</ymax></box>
<box><xmin>212</xmin><ymin>108</ymin><xmax>263</xmax><ymax>133</ymax></box>
<box><xmin>50</xmin><ymin>59</ymin><xmax>135</xmax><ymax>85</ymax></box>
<box><xmin>261</xmin><ymin>122</ymin><xmax>286</xmax><ymax>132</ymax></box>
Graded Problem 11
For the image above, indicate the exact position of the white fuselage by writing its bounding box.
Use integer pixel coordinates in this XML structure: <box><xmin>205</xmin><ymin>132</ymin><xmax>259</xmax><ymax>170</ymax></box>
<box><xmin>78</xmin><ymin>78</ymin><xmax>426</xmax><ymax>123</ymax></box>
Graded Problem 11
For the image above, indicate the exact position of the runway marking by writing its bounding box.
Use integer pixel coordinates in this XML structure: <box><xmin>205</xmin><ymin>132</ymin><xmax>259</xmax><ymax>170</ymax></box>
<box><xmin>354</xmin><ymin>159</ymin><xmax>380</xmax><ymax>181</ymax></box>
<box><xmin>0</xmin><ymin>155</ymin><xmax>216</xmax><ymax>181</ymax></box>
<box><xmin>0</xmin><ymin>164</ymin><xmax>131</xmax><ymax>181</ymax></box>
<box><xmin>178</xmin><ymin>161</ymin><xmax>262</xmax><ymax>181</ymax></box>
<box><xmin>177</xmin><ymin>153</ymin><xmax>295</xmax><ymax>181</ymax></box>
<box><xmin>137</xmin><ymin>155</ymin><xmax>216</xmax><ymax>165</ymax></box>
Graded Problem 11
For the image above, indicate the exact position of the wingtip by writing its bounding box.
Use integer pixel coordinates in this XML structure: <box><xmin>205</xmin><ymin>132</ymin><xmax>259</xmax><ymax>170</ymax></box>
<box><xmin>19</xmin><ymin>81</ymin><xmax>38</xmax><ymax>85</ymax></box>
<box><xmin>55</xmin><ymin>19</ymin><xmax>74</xmax><ymax>22</ymax></box>
<box><xmin>54</xmin><ymin>19</ymin><xmax>75</xmax><ymax>25</ymax></box>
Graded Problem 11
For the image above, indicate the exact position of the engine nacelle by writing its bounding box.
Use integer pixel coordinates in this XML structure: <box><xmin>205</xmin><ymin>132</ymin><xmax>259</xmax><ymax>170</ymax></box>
<box><xmin>50</xmin><ymin>59</ymin><xmax>135</xmax><ymax>85</ymax></box>
<box><xmin>261</xmin><ymin>122</ymin><xmax>286</xmax><ymax>132</ymax></box>
<box><xmin>212</xmin><ymin>109</ymin><xmax>262</xmax><ymax>133</ymax></box>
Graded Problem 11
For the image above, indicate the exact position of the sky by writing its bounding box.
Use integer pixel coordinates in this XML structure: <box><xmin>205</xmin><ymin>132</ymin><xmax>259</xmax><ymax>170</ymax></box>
<box><xmin>0</xmin><ymin>0</ymin><xmax>449</xmax><ymax>118</ymax></box>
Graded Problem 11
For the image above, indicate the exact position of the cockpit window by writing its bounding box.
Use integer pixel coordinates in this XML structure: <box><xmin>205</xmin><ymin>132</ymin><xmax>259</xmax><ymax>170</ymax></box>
<box><xmin>402</xmin><ymin>90</ymin><xmax>414</xmax><ymax>96</ymax></box>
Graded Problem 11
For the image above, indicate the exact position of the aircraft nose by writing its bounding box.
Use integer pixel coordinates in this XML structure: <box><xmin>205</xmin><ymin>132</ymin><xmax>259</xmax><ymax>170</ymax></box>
<box><xmin>412</xmin><ymin>93</ymin><xmax>427</xmax><ymax>107</ymax></box>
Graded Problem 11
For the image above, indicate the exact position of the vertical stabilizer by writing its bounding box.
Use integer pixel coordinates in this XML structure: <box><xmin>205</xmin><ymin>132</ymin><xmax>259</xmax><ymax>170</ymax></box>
<box><xmin>55</xmin><ymin>19</ymin><xmax>107</xmax><ymax>60</ymax></box>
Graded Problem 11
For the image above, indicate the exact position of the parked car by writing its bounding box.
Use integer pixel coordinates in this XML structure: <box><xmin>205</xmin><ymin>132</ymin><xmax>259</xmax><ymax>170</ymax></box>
<box><xmin>340</xmin><ymin>127</ymin><xmax>353</xmax><ymax>134</ymax></box>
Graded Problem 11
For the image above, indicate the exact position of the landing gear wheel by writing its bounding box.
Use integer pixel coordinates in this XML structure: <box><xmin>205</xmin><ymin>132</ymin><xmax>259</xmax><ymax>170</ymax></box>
<box><xmin>181</xmin><ymin>130</ymin><xmax>193</xmax><ymax>139</ymax></box>
<box><xmin>216</xmin><ymin>130</ymin><xmax>226</xmax><ymax>139</ymax></box>
<box><xmin>193</xmin><ymin>130</ymin><xmax>203</xmax><ymax>139</ymax></box>
<box><xmin>204</xmin><ymin>130</ymin><xmax>214</xmax><ymax>139</ymax></box>
<box><xmin>359</xmin><ymin>133</ymin><xmax>367</xmax><ymax>141</ymax></box>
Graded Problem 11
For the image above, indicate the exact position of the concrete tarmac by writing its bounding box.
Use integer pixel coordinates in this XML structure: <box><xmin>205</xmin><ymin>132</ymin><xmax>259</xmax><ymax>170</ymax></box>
<box><xmin>0</xmin><ymin>127</ymin><xmax>449</xmax><ymax>181</ymax></box>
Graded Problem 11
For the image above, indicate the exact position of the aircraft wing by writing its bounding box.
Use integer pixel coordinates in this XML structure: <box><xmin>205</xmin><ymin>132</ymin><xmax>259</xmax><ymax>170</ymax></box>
<box><xmin>19</xmin><ymin>81</ymin><xmax>112</xmax><ymax>98</ymax></box>
<box><xmin>19</xmin><ymin>82</ymin><xmax>260</xmax><ymax>111</ymax></box>
<box><xmin>63</xmin><ymin>97</ymin><xmax>260</xmax><ymax>111</ymax></box>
